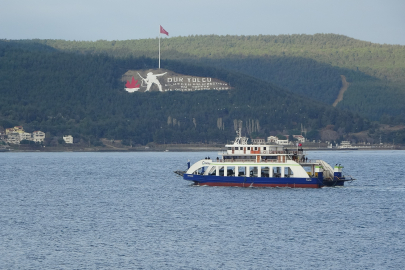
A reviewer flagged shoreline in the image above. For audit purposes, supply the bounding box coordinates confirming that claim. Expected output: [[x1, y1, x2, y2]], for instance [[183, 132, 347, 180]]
[[1, 145, 402, 153]]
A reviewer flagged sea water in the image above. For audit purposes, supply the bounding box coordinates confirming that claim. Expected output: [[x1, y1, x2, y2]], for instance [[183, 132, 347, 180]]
[[1, 150, 404, 269]]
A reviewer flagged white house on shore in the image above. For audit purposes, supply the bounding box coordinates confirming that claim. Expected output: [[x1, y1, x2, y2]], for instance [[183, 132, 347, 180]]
[[20, 132, 32, 141], [5, 126, 24, 135], [267, 136, 278, 143], [293, 135, 306, 143], [267, 135, 306, 145], [267, 135, 290, 145], [2, 126, 46, 144], [7, 133, 21, 144], [276, 139, 290, 145], [63, 135, 73, 144], [32, 131, 45, 143], [251, 138, 266, 145]]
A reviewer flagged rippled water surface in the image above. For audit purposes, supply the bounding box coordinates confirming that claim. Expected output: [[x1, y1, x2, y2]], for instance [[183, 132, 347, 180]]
[[1, 150, 404, 269]]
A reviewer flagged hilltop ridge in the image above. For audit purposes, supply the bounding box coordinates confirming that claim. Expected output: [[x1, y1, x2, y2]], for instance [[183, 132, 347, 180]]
[[0, 41, 377, 145], [7, 34, 405, 122], [1, 36, 405, 145]]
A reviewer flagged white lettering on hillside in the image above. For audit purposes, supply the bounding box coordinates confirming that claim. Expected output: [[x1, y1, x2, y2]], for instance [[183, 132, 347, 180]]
[[125, 70, 231, 93], [163, 77, 227, 91]]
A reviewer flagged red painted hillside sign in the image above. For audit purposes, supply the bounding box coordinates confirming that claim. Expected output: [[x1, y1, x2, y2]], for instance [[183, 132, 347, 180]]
[[122, 69, 231, 92]]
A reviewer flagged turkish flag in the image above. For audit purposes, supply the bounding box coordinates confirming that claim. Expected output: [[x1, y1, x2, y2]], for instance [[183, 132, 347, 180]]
[[160, 25, 169, 36]]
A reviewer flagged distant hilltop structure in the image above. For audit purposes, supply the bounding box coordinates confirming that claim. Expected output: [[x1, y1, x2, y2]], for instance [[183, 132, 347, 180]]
[[122, 69, 232, 93]]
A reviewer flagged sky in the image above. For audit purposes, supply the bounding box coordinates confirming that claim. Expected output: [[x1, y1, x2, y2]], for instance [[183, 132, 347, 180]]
[[1, 0, 405, 45]]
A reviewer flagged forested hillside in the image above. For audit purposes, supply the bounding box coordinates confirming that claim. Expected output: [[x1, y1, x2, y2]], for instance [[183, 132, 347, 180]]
[[0, 41, 375, 145], [17, 34, 405, 122]]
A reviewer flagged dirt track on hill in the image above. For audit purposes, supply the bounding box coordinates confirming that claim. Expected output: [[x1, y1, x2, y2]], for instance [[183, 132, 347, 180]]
[[333, 75, 349, 107]]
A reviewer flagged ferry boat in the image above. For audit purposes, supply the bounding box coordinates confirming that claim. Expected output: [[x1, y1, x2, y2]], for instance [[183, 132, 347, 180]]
[[338, 141, 358, 150], [175, 130, 355, 188]]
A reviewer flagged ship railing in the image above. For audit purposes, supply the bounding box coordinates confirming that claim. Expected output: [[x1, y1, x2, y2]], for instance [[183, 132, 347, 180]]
[[259, 159, 288, 163], [218, 150, 294, 156], [297, 159, 318, 164], [218, 159, 302, 163], [217, 159, 255, 162]]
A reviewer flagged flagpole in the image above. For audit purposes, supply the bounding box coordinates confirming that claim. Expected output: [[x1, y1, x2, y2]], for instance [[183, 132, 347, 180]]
[[159, 25, 161, 69]]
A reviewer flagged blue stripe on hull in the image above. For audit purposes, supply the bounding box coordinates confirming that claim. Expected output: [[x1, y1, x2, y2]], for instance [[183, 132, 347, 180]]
[[183, 174, 322, 188]]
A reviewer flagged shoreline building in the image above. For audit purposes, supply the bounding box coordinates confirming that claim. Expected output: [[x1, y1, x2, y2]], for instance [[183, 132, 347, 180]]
[[32, 131, 46, 143], [63, 135, 73, 144]]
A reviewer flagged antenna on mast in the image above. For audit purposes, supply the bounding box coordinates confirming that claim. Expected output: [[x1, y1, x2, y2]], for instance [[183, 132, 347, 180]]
[[234, 128, 248, 145]]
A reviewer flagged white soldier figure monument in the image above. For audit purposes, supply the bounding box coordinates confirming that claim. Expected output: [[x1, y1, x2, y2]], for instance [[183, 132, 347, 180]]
[[138, 72, 167, 92]]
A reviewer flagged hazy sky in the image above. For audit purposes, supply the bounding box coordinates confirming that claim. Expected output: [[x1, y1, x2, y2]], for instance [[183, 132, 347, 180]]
[[1, 0, 405, 45]]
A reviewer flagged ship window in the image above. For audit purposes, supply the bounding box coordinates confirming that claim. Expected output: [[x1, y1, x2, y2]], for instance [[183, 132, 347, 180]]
[[263, 147, 267, 150], [273, 167, 282, 178], [254, 147, 258, 151], [263, 155, 277, 160], [284, 167, 293, 178], [247, 147, 250, 150], [249, 166, 258, 177], [197, 166, 209, 175], [303, 166, 313, 177], [227, 166, 235, 176], [238, 166, 247, 177], [218, 166, 225, 176], [261, 166, 270, 177], [235, 147, 239, 150]]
